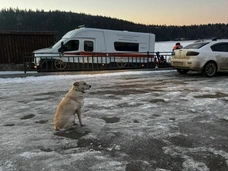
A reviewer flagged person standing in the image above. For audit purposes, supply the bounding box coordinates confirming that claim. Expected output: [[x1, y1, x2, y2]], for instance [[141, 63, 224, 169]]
[[173, 42, 183, 51]]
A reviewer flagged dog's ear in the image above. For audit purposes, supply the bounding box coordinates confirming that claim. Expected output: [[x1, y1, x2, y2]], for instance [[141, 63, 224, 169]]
[[73, 82, 79, 86]]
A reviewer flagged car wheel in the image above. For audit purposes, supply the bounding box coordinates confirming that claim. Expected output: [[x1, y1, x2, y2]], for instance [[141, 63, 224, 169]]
[[176, 69, 189, 74], [203, 62, 217, 77]]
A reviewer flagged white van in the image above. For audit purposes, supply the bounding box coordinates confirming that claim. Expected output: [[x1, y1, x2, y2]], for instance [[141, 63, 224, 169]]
[[33, 27, 155, 70]]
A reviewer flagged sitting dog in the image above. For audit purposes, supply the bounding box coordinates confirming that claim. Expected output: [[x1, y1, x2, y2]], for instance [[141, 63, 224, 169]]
[[53, 81, 91, 130]]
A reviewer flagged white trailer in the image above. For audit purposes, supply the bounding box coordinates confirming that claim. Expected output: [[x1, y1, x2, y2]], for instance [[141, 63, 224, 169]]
[[33, 27, 155, 70]]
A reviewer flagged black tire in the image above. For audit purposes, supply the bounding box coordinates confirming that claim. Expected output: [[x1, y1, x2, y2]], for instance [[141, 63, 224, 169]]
[[39, 59, 55, 72], [176, 69, 189, 74], [203, 62, 217, 77]]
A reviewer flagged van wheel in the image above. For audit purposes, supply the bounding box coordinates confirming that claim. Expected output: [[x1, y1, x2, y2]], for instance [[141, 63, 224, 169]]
[[116, 62, 127, 68], [54, 59, 67, 70], [203, 61, 217, 77], [39, 60, 54, 72], [176, 69, 189, 74]]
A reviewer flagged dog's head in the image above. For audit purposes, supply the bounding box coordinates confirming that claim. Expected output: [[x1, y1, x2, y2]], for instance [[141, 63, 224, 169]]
[[73, 81, 91, 93]]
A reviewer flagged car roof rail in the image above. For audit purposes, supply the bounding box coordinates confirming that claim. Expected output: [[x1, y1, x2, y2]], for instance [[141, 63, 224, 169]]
[[194, 39, 204, 43]]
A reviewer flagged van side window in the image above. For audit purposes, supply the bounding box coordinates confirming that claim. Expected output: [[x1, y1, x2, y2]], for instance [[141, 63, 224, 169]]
[[211, 43, 228, 52], [84, 41, 94, 52], [63, 40, 79, 51], [114, 42, 139, 52]]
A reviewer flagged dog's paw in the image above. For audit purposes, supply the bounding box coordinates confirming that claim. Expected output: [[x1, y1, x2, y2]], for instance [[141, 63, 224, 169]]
[[72, 121, 77, 126], [54, 126, 60, 131]]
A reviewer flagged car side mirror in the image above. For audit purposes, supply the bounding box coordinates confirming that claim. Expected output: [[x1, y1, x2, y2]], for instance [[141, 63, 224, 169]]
[[60, 42, 65, 53]]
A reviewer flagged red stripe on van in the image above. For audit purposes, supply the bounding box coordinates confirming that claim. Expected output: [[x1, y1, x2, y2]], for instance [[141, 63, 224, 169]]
[[63, 51, 154, 58]]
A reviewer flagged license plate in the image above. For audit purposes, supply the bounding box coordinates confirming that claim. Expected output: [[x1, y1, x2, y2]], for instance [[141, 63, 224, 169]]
[[173, 62, 183, 66]]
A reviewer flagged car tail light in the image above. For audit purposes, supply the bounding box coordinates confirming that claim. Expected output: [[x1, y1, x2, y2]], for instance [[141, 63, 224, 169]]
[[186, 51, 199, 56]]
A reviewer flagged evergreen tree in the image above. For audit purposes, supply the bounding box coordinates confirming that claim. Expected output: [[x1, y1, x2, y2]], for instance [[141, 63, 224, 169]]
[[0, 8, 227, 41]]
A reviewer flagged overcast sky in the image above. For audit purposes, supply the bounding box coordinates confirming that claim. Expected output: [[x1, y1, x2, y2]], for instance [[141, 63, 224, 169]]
[[0, 0, 227, 26]]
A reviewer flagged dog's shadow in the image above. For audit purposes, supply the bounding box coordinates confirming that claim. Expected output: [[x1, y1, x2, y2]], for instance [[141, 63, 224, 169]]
[[53, 126, 90, 140]]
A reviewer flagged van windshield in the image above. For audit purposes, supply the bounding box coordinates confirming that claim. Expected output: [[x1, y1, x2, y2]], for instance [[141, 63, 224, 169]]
[[52, 39, 67, 49]]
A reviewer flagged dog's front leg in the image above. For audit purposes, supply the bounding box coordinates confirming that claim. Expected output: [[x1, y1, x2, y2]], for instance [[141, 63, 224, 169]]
[[72, 114, 77, 125], [77, 109, 84, 126]]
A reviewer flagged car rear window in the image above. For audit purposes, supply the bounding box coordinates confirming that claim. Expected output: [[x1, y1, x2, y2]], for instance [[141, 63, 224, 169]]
[[211, 43, 228, 52], [183, 42, 209, 49]]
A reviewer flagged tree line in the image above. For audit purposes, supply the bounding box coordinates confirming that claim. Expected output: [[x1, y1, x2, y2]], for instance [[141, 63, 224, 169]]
[[0, 8, 227, 41]]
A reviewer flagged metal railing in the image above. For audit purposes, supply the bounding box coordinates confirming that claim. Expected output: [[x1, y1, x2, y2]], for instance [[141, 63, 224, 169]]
[[23, 52, 173, 73]]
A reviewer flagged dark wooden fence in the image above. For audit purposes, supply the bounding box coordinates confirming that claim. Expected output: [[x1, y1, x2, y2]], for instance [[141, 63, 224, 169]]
[[0, 31, 55, 64]]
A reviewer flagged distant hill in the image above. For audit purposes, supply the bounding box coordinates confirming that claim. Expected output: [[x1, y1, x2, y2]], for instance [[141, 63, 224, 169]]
[[0, 8, 228, 41]]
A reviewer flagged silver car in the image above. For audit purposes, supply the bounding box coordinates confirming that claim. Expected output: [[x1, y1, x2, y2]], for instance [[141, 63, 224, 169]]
[[171, 39, 228, 77]]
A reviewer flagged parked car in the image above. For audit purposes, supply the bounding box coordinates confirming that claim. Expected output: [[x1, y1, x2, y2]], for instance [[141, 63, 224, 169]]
[[171, 39, 228, 77]]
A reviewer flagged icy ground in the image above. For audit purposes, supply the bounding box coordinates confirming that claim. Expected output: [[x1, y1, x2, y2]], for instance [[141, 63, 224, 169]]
[[1, 70, 228, 171]]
